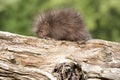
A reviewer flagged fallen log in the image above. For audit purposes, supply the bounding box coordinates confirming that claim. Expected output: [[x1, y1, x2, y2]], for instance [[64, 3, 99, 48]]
[[0, 31, 120, 80]]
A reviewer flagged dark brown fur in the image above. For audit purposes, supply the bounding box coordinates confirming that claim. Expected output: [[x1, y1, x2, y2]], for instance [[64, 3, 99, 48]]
[[33, 8, 91, 41]]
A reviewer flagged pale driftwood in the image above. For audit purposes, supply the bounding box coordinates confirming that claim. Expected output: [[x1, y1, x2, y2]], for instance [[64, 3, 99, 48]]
[[0, 31, 120, 80]]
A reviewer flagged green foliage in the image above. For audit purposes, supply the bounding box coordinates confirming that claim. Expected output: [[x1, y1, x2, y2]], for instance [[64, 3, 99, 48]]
[[0, 0, 120, 42]]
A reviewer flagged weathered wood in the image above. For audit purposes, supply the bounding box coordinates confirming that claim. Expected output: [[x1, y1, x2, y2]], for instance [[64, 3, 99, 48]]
[[0, 31, 120, 80]]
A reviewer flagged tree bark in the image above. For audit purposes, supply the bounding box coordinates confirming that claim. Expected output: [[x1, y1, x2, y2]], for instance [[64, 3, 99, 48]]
[[0, 31, 120, 80]]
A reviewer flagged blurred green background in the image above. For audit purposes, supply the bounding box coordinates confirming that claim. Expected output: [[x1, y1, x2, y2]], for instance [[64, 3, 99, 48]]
[[0, 0, 120, 42]]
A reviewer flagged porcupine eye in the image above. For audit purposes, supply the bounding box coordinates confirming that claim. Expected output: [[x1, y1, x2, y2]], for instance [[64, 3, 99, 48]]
[[40, 30, 43, 33]]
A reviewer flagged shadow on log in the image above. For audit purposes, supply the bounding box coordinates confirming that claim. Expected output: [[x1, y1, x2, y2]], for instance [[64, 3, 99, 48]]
[[0, 31, 120, 80]]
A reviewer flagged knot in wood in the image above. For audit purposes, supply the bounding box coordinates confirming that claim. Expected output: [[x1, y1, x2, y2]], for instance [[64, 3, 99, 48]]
[[52, 62, 84, 80]]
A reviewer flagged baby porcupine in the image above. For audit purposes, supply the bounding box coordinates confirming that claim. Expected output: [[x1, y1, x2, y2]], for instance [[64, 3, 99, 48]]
[[33, 8, 91, 42]]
